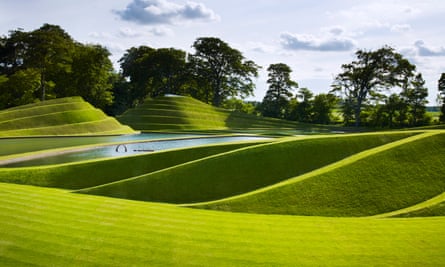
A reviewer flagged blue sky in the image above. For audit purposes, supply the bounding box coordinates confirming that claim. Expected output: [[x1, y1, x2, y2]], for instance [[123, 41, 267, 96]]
[[1, 0, 444, 103]]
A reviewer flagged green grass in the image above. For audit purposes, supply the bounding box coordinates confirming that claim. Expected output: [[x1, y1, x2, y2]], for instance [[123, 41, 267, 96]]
[[1, 130, 445, 265], [118, 96, 332, 132], [395, 201, 445, 217], [78, 132, 416, 204], [0, 141, 266, 189], [193, 132, 445, 217], [0, 97, 136, 136], [1, 182, 444, 266]]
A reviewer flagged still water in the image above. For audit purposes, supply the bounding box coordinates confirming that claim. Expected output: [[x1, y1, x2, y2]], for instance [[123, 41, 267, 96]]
[[3, 135, 268, 167]]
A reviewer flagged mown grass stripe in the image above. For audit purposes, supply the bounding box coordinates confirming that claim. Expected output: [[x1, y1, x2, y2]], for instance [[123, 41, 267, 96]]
[[1, 182, 444, 266]]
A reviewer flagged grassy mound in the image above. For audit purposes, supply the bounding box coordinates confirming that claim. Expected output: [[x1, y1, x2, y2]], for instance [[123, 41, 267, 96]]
[[78, 132, 415, 204], [1, 182, 444, 266], [395, 202, 445, 217], [118, 96, 304, 131], [0, 141, 264, 189], [0, 97, 136, 136], [195, 132, 445, 217]]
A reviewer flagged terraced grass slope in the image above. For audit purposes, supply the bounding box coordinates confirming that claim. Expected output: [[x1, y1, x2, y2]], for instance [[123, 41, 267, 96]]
[[118, 95, 301, 131], [193, 132, 445, 217], [0, 140, 267, 189], [1, 182, 444, 266], [78, 132, 415, 204], [0, 97, 136, 136]]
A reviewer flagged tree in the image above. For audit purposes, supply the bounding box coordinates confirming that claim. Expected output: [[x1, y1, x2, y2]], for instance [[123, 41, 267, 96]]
[[119, 46, 155, 104], [0, 28, 28, 76], [401, 73, 428, 126], [24, 24, 75, 101], [261, 63, 298, 118], [439, 73, 445, 122], [312, 93, 338, 124], [64, 44, 114, 109], [332, 46, 416, 127], [293, 88, 313, 122], [118, 46, 188, 103], [147, 48, 187, 97], [0, 68, 40, 108], [189, 37, 260, 107]]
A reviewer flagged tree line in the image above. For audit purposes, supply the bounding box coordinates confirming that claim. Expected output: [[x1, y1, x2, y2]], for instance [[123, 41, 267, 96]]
[[1, 24, 444, 127]]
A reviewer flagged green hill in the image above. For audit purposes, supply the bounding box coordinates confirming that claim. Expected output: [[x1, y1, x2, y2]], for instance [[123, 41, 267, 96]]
[[118, 95, 312, 131], [192, 132, 445, 217], [0, 97, 136, 136], [0, 130, 444, 265], [0, 182, 444, 266], [77, 132, 415, 204], [0, 140, 267, 189]]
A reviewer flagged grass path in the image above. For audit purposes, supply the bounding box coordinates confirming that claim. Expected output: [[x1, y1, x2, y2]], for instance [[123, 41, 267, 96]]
[[0, 182, 444, 266]]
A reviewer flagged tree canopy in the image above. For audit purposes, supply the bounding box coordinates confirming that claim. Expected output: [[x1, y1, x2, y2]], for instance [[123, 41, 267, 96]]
[[0, 24, 114, 109], [189, 37, 260, 107], [261, 63, 298, 119], [439, 73, 445, 122], [332, 46, 418, 127]]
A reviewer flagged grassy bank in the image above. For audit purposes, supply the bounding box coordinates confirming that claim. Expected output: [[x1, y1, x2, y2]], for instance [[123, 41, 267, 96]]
[[0, 182, 444, 266], [0, 97, 136, 137], [79, 132, 415, 204], [193, 132, 445, 216]]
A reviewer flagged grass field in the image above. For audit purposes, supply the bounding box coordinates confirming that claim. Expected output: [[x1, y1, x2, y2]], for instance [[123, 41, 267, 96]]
[[78, 132, 417, 204], [1, 182, 444, 266], [0, 97, 136, 136], [0, 101, 444, 267], [192, 132, 445, 216], [0, 140, 267, 189]]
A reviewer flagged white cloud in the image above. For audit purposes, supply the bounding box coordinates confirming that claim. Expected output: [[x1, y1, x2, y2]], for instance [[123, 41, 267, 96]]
[[414, 40, 445, 57], [118, 27, 144, 38], [280, 32, 355, 52], [114, 0, 219, 25], [391, 24, 411, 33]]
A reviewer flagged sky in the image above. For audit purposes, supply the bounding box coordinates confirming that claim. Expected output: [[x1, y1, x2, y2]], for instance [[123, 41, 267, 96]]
[[1, 0, 444, 103]]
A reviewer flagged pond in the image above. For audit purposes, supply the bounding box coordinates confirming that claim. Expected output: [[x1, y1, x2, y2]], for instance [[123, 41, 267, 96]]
[[2, 135, 269, 167], [0, 133, 204, 157]]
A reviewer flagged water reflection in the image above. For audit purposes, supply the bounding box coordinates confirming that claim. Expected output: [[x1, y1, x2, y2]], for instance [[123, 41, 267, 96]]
[[4, 136, 268, 167]]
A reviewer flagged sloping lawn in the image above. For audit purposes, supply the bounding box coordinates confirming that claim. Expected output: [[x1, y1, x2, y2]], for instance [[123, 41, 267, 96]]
[[0, 182, 444, 266]]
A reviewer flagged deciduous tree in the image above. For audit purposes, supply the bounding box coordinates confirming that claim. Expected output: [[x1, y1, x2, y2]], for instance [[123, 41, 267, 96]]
[[332, 46, 416, 126], [438, 73, 445, 122], [261, 63, 297, 119], [189, 37, 259, 107]]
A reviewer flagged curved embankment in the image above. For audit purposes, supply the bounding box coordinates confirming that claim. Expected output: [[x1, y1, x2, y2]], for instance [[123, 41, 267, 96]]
[[0, 141, 263, 189], [190, 132, 445, 217], [78, 132, 415, 204], [0, 182, 444, 266], [0, 96, 136, 136], [118, 95, 302, 131], [371, 192, 445, 218]]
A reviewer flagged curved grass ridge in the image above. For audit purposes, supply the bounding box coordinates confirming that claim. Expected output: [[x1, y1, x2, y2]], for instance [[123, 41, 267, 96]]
[[78, 132, 416, 204], [0, 141, 264, 189], [118, 96, 301, 131], [191, 132, 445, 217], [372, 192, 445, 218], [1, 182, 444, 266], [0, 97, 136, 136]]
